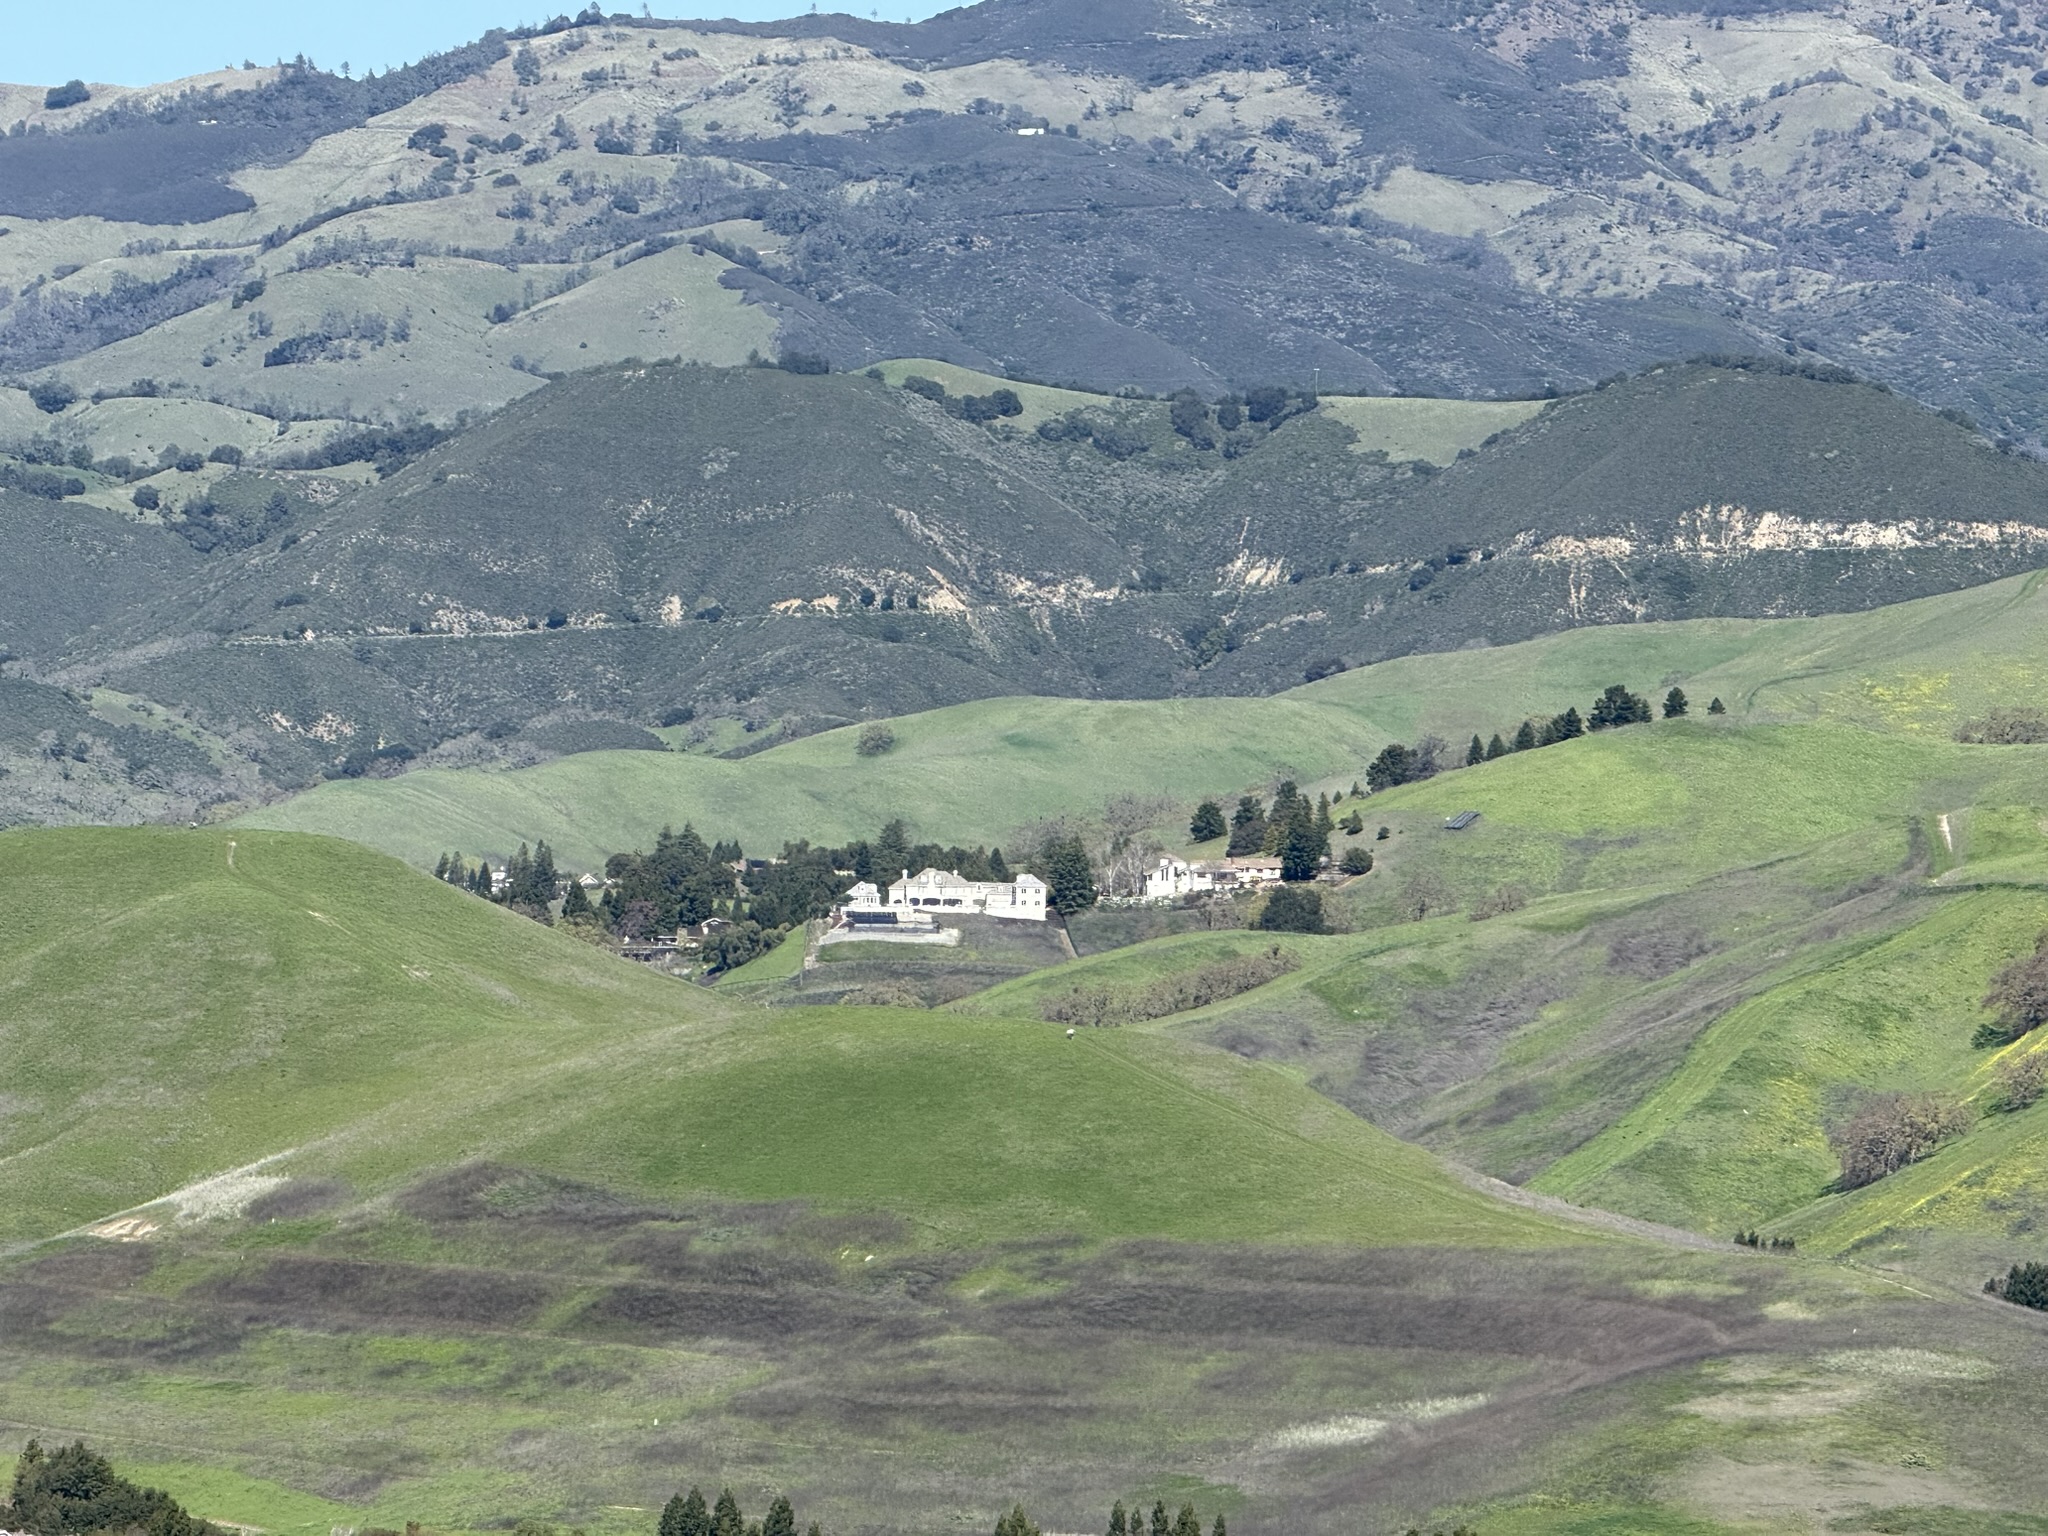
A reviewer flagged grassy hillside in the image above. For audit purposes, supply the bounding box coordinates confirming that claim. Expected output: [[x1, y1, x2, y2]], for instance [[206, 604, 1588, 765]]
[[0, 825, 1544, 1250], [14, 830, 2048, 1536], [240, 569, 2048, 870]]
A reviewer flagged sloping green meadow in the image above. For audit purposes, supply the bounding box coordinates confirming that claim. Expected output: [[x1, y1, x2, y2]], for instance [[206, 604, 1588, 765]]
[[241, 570, 2048, 872]]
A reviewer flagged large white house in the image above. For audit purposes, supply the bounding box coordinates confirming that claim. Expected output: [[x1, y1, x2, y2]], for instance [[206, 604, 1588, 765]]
[[1142, 855, 1285, 902], [842, 867, 1051, 922]]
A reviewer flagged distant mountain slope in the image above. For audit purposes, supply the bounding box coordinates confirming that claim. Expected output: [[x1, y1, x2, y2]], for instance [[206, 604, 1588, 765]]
[[4, 0, 2048, 444], [11, 356, 2048, 821]]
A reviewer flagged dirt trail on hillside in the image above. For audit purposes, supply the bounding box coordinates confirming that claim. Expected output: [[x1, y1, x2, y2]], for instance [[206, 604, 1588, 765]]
[[1444, 1162, 1735, 1252]]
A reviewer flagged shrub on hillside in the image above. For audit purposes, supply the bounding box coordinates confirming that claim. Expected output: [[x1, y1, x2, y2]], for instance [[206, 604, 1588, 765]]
[[28, 380, 77, 414], [1258, 885, 1328, 933], [1041, 945, 1298, 1027], [1991, 1050, 2048, 1112], [1954, 708, 2048, 744], [1829, 1091, 1971, 1190], [1469, 884, 1526, 920], [1338, 846, 1374, 876], [856, 722, 896, 757], [44, 80, 90, 110], [1979, 929, 2048, 1045]]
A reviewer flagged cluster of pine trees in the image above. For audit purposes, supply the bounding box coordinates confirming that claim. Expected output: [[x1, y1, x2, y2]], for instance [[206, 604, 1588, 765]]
[[657, 1487, 816, 1536], [1106, 1499, 1223, 1536], [1188, 780, 1332, 879], [1370, 683, 1726, 791], [434, 840, 559, 912]]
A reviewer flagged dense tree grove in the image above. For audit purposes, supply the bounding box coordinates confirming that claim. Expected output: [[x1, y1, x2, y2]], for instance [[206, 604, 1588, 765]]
[[10, 1441, 222, 1536], [1830, 1092, 1971, 1189], [1988, 1260, 2048, 1310]]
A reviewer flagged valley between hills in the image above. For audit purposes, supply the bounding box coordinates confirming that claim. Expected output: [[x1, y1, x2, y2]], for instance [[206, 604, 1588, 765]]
[[17, 3, 2048, 1536]]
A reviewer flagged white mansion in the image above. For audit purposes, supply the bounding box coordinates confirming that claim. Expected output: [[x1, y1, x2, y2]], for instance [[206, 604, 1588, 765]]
[[1141, 855, 1284, 901], [842, 866, 1051, 922]]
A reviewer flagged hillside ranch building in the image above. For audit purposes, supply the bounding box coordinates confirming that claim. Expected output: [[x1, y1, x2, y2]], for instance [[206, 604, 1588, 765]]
[[842, 867, 1051, 922], [1143, 855, 1284, 901]]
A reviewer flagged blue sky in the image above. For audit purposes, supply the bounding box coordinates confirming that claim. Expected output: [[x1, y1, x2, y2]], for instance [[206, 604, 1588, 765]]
[[13, 1, 953, 87]]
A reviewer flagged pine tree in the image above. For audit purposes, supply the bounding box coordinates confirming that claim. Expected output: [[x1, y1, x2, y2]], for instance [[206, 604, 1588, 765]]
[[561, 879, 591, 920], [874, 818, 913, 878], [1189, 800, 1226, 841], [1512, 720, 1537, 751], [1044, 836, 1098, 915], [1485, 733, 1507, 760], [1171, 1506, 1199, 1536], [995, 1507, 1041, 1536], [989, 846, 1010, 881], [762, 1496, 796, 1536], [1150, 1502, 1169, 1536], [1212, 1518, 1225, 1536], [1663, 687, 1688, 718], [1280, 801, 1328, 881], [433, 852, 449, 880], [1708, 696, 1726, 714], [445, 850, 465, 883], [1226, 796, 1267, 856], [1315, 792, 1333, 833], [662, 1490, 710, 1536], [1466, 734, 1485, 766], [712, 1488, 743, 1536], [532, 838, 558, 901], [1108, 1502, 1128, 1536]]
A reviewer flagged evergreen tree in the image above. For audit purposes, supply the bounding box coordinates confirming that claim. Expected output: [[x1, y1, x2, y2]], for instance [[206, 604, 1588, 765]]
[[532, 838, 558, 899], [1708, 696, 1726, 714], [1171, 1507, 1199, 1536], [1588, 683, 1652, 729], [1226, 796, 1267, 856], [1044, 837, 1098, 915], [561, 879, 592, 920], [662, 1489, 710, 1536], [1466, 734, 1485, 766], [1511, 720, 1537, 752], [1485, 733, 1507, 760], [1108, 1503, 1128, 1536], [1315, 792, 1333, 833], [1366, 742, 1418, 791], [1259, 885, 1329, 933], [1212, 1518, 1225, 1536], [1663, 687, 1689, 718], [471, 860, 493, 896], [995, 1507, 1041, 1536], [1539, 706, 1584, 744], [1262, 780, 1304, 855], [445, 850, 465, 883], [712, 1489, 744, 1536], [1280, 803, 1328, 881], [762, 1496, 796, 1536], [874, 817, 913, 878], [433, 852, 449, 881], [1189, 800, 1226, 842], [1150, 1503, 1169, 1536], [989, 846, 1010, 881]]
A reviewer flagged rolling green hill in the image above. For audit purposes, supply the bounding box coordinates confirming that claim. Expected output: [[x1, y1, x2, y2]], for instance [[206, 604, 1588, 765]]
[[239, 567, 2048, 871], [14, 358, 2048, 829], [11, 827, 2048, 1536], [0, 824, 1533, 1250]]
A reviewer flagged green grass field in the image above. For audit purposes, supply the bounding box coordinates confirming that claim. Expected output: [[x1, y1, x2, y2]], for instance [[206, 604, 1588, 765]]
[[0, 825, 1552, 1252], [239, 569, 2048, 873]]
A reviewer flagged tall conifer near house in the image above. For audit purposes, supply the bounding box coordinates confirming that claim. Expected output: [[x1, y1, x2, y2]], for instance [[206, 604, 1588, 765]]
[[1466, 734, 1485, 766]]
